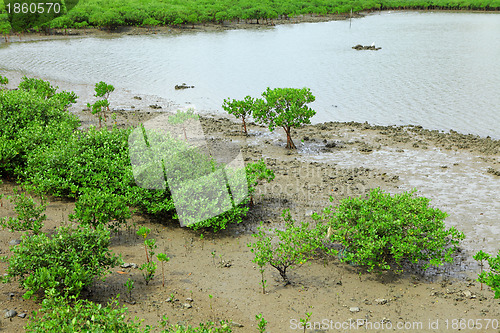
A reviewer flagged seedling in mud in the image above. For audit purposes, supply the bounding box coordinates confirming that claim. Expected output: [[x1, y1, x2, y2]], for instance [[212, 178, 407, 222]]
[[473, 250, 490, 290], [245, 160, 275, 206], [137, 226, 151, 262], [136, 226, 158, 285], [299, 312, 312, 332], [125, 278, 135, 300], [475, 250, 500, 298], [87, 81, 115, 128], [248, 209, 325, 285], [140, 261, 157, 285], [167, 108, 199, 141], [0, 192, 46, 235], [211, 251, 216, 267], [157, 253, 170, 287], [200, 233, 204, 250], [254, 252, 268, 294], [256, 313, 267, 333]]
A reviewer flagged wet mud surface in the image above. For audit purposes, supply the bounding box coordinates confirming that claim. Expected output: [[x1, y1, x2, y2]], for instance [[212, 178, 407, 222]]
[[0, 94, 499, 332]]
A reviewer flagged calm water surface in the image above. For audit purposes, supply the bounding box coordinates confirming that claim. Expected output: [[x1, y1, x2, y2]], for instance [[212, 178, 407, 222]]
[[0, 11, 499, 137]]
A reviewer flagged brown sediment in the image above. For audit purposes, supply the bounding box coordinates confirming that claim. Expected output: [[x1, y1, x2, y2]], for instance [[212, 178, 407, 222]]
[[1, 96, 498, 331]]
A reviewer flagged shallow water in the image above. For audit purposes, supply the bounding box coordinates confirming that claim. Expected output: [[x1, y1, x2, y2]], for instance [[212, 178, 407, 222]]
[[1, 11, 499, 138]]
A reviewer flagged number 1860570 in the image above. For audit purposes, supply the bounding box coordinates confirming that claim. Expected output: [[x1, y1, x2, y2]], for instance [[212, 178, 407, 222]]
[[5, 2, 61, 14]]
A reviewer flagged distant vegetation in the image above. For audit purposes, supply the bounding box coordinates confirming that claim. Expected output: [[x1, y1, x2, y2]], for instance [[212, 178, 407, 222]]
[[1, 0, 499, 33]]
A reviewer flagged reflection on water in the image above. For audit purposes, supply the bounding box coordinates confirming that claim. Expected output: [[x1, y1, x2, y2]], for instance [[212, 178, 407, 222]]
[[0, 12, 499, 138]]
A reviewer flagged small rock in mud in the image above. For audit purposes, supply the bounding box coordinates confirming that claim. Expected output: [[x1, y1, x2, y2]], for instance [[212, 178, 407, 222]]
[[325, 141, 337, 148], [121, 263, 138, 269], [375, 298, 388, 305], [231, 322, 244, 327], [186, 297, 193, 302], [183, 303, 192, 309], [9, 239, 21, 246], [461, 290, 474, 299], [133, 96, 142, 100], [358, 144, 374, 153], [149, 104, 162, 109], [349, 307, 360, 313], [487, 167, 500, 176], [18, 313, 27, 318], [5, 310, 17, 318]]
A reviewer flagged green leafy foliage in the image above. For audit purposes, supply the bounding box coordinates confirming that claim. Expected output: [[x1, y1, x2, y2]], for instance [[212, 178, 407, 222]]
[[9, 0, 499, 32], [253, 87, 316, 149], [157, 253, 170, 287], [167, 108, 199, 140], [140, 261, 157, 285], [222, 95, 256, 134], [0, 75, 8, 86], [474, 250, 500, 298], [4, 225, 121, 299], [159, 320, 232, 333], [3, 78, 273, 233], [0, 192, 46, 234], [125, 278, 135, 300], [256, 313, 267, 333], [249, 209, 325, 284], [245, 159, 275, 205], [24, 126, 133, 197], [25, 296, 145, 333], [136, 226, 157, 285], [0, 10, 12, 41], [0, 76, 79, 177], [315, 188, 465, 272], [87, 81, 115, 128], [70, 189, 131, 231]]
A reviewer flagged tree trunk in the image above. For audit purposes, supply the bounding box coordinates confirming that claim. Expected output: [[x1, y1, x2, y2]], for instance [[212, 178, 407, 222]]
[[284, 126, 296, 149], [278, 266, 290, 285], [242, 117, 247, 135]]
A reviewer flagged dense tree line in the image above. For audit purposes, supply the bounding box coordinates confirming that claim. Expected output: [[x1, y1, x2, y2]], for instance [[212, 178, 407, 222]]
[[0, 0, 499, 33]]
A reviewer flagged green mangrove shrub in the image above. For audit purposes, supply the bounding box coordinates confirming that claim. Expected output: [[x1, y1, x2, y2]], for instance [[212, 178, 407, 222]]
[[167, 108, 199, 140], [70, 189, 131, 231], [245, 159, 275, 205], [0, 192, 46, 234], [314, 188, 465, 272], [0, 77, 79, 177], [87, 81, 115, 128], [25, 296, 145, 333], [3, 225, 121, 300], [253, 87, 316, 149], [222, 95, 256, 135], [249, 209, 325, 285], [474, 250, 500, 298], [0, 75, 8, 87]]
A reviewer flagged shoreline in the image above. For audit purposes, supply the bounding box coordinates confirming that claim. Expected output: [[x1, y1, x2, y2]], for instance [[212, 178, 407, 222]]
[[2, 9, 499, 44]]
